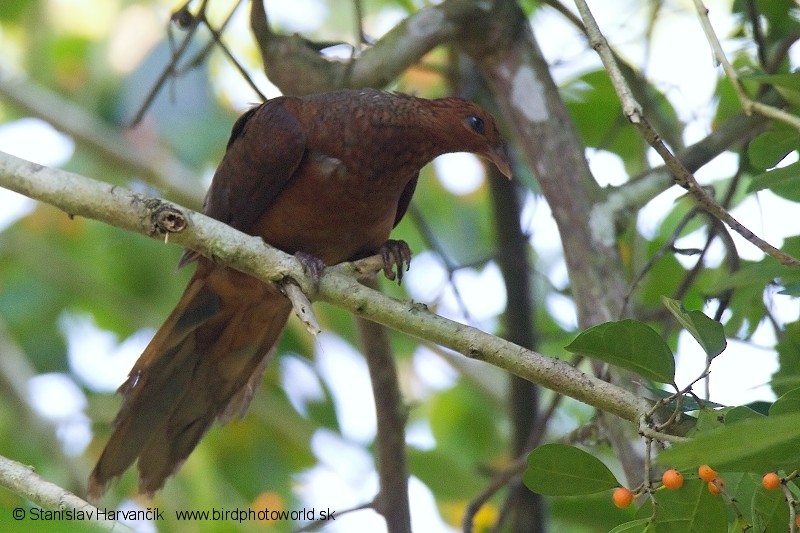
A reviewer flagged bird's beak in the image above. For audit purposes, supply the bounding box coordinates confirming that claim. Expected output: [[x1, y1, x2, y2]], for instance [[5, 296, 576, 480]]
[[485, 144, 512, 179]]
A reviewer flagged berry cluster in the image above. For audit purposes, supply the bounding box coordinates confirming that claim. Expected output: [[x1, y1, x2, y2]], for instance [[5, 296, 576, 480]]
[[697, 464, 723, 495], [612, 465, 788, 509]]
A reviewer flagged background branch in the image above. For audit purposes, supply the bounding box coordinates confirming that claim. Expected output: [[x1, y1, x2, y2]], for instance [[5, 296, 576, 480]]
[[355, 306, 411, 533], [481, 92, 542, 530], [692, 0, 800, 130], [249, 0, 508, 94], [0, 75, 203, 208], [0, 321, 88, 491], [574, 0, 800, 268], [593, 88, 775, 226], [0, 454, 132, 532]]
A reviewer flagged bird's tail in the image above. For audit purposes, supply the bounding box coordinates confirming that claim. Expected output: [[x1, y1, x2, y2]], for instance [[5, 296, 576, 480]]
[[88, 260, 292, 498]]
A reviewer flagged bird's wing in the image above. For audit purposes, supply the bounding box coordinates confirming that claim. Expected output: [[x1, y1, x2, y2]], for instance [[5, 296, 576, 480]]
[[180, 99, 306, 266]]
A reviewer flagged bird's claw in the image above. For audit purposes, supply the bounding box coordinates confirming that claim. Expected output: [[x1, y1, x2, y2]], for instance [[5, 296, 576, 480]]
[[294, 251, 325, 290], [379, 239, 412, 284]]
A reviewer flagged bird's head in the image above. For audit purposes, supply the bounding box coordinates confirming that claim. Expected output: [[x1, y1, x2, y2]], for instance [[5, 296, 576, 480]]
[[438, 98, 512, 179]]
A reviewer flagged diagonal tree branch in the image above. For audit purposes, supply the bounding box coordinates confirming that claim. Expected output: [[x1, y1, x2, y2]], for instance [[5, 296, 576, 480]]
[[0, 150, 651, 426]]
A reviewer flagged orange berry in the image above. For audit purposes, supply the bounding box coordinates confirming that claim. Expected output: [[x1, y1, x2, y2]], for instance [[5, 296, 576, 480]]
[[762, 472, 781, 491], [698, 465, 717, 482], [796, 515, 800, 528], [612, 487, 634, 509], [662, 469, 684, 490], [707, 478, 724, 495]]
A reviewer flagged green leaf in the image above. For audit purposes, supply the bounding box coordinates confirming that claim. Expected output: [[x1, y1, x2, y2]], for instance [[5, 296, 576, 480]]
[[564, 70, 672, 175], [773, 322, 800, 397], [661, 297, 727, 359], [407, 448, 485, 499], [769, 387, 800, 416], [644, 479, 727, 533], [658, 412, 800, 472], [752, 477, 790, 533], [638, 244, 698, 308], [562, 74, 624, 138], [693, 407, 725, 433], [564, 319, 675, 383], [778, 281, 800, 296], [724, 405, 766, 424], [748, 160, 800, 202], [747, 129, 800, 170], [522, 444, 619, 496], [0, 0, 31, 22], [609, 518, 652, 533], [746, 73, 800, 107]]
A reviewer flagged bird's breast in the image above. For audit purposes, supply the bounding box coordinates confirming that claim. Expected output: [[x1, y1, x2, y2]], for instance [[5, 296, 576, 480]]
[[250, 150, 413, 265]]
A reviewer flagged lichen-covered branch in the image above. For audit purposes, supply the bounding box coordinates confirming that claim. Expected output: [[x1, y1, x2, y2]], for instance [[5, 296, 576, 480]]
[[0, 149, 651, 425]]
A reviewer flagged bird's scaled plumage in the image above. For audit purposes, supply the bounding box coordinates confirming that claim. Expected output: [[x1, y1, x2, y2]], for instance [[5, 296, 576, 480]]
[[88, 88, 510, 499]]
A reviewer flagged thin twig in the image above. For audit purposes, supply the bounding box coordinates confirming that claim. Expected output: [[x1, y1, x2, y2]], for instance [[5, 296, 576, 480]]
[[638, 426, 690, 444], [353, 0, 369, 45], [572, 0, 643, 123], [279, 281, 321, 336], [131, 0, 210, 126], [780, 480, 798, 533], [640, 115, 800, 266], [541, 0, 583, 29], [462, 456, 526, 533], [643, 436, 653, 491], [766, 30, 800, 73], [622, 205, 704, 316], [198, 1, 267, 101], [182, 0, 242, 70], [138, 0, 264, 121], [745, 0, 768, 67], [407, 205, 479, 323]]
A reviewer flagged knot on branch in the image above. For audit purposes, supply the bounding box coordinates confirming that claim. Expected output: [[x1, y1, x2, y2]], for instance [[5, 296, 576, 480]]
[[145, 199, 186, 236]]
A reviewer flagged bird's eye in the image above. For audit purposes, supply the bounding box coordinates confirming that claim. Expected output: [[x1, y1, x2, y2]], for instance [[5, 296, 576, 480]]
[[466, 115, 485, 134]]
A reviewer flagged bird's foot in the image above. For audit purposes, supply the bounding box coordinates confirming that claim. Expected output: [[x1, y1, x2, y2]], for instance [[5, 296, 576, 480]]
[[379, 239, 412, 284], [294, 251, 326, 290]]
